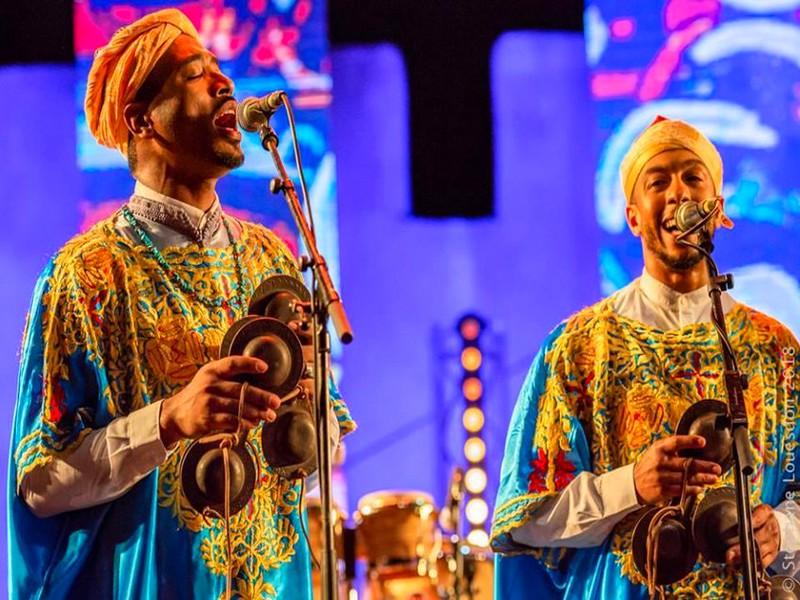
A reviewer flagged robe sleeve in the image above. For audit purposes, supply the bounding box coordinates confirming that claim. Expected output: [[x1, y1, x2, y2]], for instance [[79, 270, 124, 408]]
[[329, 376, 356, 438], [490, 322, 594, 568], [12, 254, 111, 492]]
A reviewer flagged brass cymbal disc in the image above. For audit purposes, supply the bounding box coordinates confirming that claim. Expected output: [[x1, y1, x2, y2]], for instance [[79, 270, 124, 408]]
[[220, 315, 304, 397], [180, 438, 257, 517], [631, 506, 698, 586]]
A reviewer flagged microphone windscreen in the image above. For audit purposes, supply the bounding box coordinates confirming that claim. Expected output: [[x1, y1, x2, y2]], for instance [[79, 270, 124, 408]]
[[236, 98, 260, 132], [675, 201, 702, 232]]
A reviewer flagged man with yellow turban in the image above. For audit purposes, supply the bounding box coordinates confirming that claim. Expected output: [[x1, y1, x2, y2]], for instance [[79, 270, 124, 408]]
[[490, 117, 800, 598], [8, 8, 354, 599]]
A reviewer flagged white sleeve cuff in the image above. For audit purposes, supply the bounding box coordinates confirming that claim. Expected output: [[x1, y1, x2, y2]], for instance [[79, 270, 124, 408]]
[[595, 463, 641, 516], [510, 464, 642, 549], [771, 501, 800, 576], [775, 500, 800, 554], [21, 401, 171, 518], [118, 400, 169, 467]]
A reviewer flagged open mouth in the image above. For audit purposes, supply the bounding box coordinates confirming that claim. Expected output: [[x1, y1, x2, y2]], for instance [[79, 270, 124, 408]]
[[662, 217, 678, 234], [213, 107, 241, 139]]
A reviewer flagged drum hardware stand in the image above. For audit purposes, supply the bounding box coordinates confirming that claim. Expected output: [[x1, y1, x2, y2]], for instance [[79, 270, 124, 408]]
[[255, 94, 354, 600], [442, 467, 470, 600], [343, 526, 358, 600], [677, 214, 759, 600]]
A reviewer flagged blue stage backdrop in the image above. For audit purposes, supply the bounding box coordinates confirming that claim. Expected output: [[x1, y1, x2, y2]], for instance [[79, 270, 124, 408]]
[[586, 0, 800, 334], [331, 33, 598, 522]]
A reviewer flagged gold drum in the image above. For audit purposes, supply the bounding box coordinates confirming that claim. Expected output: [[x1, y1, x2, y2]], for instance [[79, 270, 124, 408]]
[[354, 490, 440, 568]]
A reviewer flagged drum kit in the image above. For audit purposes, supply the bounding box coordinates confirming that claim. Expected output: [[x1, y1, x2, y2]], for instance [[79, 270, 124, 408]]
[[306, 491, 494, 600]]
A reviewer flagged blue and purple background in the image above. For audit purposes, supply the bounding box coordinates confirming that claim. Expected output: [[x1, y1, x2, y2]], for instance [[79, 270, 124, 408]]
[[2, 0, 799, 591]]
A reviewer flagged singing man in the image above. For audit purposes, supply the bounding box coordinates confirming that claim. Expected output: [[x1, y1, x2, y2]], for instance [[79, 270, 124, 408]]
[[8, 9, 354, 598], [490, 117, 800, 598]]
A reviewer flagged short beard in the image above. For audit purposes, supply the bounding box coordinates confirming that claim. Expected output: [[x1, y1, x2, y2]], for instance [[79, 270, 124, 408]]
[[214, 147, 245, 170], [642, 226, 704, 271]]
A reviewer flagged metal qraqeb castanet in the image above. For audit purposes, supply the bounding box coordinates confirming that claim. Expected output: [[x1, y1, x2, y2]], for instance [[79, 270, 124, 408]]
[[179, 273, 318, 520]]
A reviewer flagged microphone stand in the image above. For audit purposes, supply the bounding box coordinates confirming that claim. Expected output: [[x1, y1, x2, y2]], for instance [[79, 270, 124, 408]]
[[678, 225, 759, 599], [256, 103, 354, 600]]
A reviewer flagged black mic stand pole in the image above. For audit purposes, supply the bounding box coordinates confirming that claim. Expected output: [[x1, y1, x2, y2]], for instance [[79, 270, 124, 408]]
[[695, 230, 760, 600], [257, 115, 354, 600]]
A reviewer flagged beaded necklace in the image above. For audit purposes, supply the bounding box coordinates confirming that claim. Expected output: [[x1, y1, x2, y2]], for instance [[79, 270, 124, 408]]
[[121, 205, 248, 316]]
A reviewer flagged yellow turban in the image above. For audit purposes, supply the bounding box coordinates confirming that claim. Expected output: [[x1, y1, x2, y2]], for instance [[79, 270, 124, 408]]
[[619, 116, 723, 204], [84, 8, 201, 155]]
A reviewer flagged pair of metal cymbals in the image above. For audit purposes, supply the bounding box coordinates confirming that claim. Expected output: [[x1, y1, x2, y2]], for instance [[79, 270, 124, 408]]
[[632, 399, 733, 585], [180, 275, 314, 518], [633, 484, 743, 583], [688, 487, 799, 599], [632, 400, 800, 597]]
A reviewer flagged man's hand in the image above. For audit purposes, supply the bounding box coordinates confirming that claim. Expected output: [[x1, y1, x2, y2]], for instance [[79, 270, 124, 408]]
[[159, 356, 281, 448], [725, 504, 782, 569], [633, 435, 721, 505]]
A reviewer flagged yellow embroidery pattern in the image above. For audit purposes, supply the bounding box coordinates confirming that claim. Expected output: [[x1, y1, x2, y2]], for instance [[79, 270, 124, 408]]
[[15, 215, 336, 598], [158, 430, 303, 596], [491, 296, 798, 596]]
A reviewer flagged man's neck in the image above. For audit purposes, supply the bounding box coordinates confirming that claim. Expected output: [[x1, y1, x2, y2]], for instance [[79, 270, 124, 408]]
[[643, 257, 709, 294], [134, 171, 219, 212]]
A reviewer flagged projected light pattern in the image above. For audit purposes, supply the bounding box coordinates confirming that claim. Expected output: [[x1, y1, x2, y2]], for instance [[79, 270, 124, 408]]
[[73, 0, 340, 288], [586, 1, 800, 334]]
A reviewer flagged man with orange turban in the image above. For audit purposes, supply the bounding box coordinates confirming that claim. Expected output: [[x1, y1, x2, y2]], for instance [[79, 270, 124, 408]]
[[490, 117, 800, 598], [9, 8, 354, 599]]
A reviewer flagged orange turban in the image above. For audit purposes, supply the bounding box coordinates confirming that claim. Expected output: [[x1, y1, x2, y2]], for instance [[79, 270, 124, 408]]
[[84, 8, 201, 155]]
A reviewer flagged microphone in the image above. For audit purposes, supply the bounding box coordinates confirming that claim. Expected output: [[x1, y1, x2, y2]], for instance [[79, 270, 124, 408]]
[[675, 197, 720, 233], [236, 91, 286, 132]]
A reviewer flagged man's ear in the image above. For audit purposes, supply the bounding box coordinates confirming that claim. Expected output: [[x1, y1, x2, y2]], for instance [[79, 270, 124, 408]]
[[714, 195, 735, 230], [625, 202, 641, 237], [123, 102, 153, 139]]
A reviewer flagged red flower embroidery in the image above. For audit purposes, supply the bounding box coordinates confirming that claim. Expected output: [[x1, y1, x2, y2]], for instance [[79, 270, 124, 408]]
[[554, 451, 578, 489], [44, 377, 66, 425], [528, 448, 577, 493], [672, 351, 716, 397]]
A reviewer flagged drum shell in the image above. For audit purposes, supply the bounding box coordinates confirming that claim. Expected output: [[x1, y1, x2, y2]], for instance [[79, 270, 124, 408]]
[[354, 491, 439, 567]]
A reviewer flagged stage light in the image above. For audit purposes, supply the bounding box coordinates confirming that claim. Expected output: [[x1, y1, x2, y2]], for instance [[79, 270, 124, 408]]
[[462, 376, 482, 401], [456, 313, 491, 549], [458, 316, 482, 341], [466, 528, 489, 548], [465, 497, 489, 525], [464, 467, 487, 494], [460, 347, 482, 371], [462, 407, 484, 432], [464, 437, 486, 463]]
